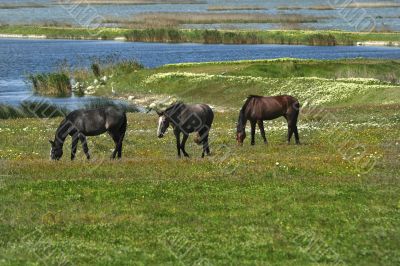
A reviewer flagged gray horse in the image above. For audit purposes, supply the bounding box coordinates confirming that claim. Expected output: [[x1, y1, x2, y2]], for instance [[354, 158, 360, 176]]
[[49, 106, 127, 160], [157, 102, 214, 158]]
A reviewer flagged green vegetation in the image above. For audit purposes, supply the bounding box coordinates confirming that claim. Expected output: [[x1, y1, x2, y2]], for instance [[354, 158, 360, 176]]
[[87, 58, 400, 106], [66, 0, 206, 4], [28, 72, 72, 97], [0, 3, 47, 9], [0, 101, 68, 119], [1, 58, 399, 264], [116, 12, 321, 27], [1, 25, 399, 45], [207, 5, 268, 11]]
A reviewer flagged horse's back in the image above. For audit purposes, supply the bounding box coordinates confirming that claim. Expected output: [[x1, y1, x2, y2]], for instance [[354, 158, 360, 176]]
[[66, 106, 126, 135], [189, 104, 214, 125]]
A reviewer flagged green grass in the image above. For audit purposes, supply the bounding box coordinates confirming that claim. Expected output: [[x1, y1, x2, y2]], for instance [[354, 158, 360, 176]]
[[88, 58, 400, 108], [29, 72, 72, 97], [1, 25, 399, 45], [0, 58, 399, 264]]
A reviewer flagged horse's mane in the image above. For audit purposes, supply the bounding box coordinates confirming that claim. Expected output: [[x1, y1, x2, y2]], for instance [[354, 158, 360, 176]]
[[164, 101, 184, 114], [240, 95, 261, 113], [237, 95, 261, 132]]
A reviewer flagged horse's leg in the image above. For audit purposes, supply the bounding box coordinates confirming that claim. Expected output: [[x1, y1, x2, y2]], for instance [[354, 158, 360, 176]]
[[287, 124, 294, 144], [117, 134, 124, 159], [109, 131, 119, 159], [71, 133, 79, 160], [286, 111, 300, 145], [117, 117, 127, 158], [197, 128, 210, 158], [181, 133, 189, 157], [203, 134, 210, 157], [174, 129, 181, 157], [250, 120, 256, 145], [257, 120, 267, 144], [294, 126, 300, 145], [79, 134, 90, 160]]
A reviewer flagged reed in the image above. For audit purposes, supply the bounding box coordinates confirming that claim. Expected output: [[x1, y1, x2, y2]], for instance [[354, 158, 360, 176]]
[[64, 0, 206, 5], [207, 5, 268, 11], [1, 25, 399, 46], [0, 101, 68, 119], [0, 3, 47, 9], [278, 5, 335, 10], [28, 72, 72, 97], [344, 2, 400, 8], [130, 12, 322, 25]]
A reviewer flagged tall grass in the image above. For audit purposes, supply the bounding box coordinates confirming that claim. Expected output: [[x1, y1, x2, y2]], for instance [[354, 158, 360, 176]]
[[83, 98, 140, 113], [1, 25, 399, 45], [277, 5, 335, 10], [120, 12, 322, 26], [0, 101, 68, 119], [0, 3, 47, 9], [64, 0, 205, 4], [207, 5, 268, 11], [0, 99, 140, 119], [28, 73, 72, 97]]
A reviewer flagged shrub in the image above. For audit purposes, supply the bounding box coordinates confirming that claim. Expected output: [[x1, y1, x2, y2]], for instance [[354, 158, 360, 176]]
[[91, 63, 101, 78], [28, 72, 72, 97]]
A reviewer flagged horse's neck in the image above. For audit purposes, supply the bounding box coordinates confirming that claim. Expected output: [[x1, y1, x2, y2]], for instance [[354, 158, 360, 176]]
[[167, 104, 184, 126], [54, 120, 70, 147], [237, 110, 247, 132]]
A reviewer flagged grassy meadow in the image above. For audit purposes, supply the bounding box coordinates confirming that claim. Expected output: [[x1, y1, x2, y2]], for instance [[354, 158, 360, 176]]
[[0, 59, 399, 265]]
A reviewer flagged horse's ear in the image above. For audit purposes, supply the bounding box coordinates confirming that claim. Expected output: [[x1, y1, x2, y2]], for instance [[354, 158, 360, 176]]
[[49, 140, 55, 146]]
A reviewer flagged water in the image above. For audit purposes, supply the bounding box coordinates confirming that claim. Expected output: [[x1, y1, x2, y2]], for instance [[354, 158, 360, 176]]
[[0, 0, 399, 31], [0, 38, 400, 107]]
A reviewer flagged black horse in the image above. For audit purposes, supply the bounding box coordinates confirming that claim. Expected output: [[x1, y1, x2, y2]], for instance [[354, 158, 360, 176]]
[[157, 102, 214, 158], [237, 95, 300, 145], [49, 106, 127, 160]]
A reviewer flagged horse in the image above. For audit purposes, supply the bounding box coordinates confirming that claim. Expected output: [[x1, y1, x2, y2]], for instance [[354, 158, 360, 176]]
[[236, 95, 300, 145], [157, 102, 214, 158], [49, 106, 127, 160]]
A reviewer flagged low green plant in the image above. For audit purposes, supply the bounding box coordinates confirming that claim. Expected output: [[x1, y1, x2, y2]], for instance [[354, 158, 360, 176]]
[[28, 72, 72, 97]]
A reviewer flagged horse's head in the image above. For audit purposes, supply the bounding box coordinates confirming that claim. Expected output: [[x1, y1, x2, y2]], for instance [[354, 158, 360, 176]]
[[49, 140, 63, 160], [236, 130, 246, 145], [157, 111, 170, 138]]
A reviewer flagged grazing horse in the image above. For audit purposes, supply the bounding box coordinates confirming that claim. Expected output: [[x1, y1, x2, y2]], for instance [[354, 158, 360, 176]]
[[157, 102, 214, 158], [236, 95, 300, 145], [49, 106, 127, 160]]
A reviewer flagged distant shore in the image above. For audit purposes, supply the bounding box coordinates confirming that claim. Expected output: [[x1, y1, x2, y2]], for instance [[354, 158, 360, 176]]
[[0, 26, 399, 46]]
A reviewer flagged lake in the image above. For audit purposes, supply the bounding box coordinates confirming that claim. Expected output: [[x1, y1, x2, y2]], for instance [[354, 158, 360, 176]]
[[1, 38, 400, 107]]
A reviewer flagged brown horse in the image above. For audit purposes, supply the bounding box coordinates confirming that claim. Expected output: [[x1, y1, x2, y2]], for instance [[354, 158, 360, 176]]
[[236, 95, 300, 145]]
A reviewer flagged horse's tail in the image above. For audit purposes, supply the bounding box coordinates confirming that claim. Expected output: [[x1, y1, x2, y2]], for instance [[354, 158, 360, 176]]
[[294, 100, 300, 111]]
